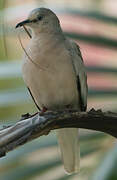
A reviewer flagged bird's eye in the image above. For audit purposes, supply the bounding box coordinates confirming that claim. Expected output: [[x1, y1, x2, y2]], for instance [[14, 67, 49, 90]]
[[37, 16, 43, 21]]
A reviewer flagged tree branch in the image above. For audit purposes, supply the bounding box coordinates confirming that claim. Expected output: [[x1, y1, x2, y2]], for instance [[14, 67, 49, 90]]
[[0, 108, 117, 158]]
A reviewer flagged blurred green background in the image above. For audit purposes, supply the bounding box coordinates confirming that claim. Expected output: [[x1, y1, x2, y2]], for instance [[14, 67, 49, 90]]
[[0, 0, 117, 179]]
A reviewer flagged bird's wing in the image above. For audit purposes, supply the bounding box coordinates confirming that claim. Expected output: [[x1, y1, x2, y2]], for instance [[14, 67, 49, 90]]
[[27, 87, 41, 111], [69, 41, 88, 111], [57, 41, 87, 174]]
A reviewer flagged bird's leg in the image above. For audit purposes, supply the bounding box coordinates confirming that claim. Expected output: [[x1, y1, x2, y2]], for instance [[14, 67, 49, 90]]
[[66, 104, 71, 109], [65, 104, 73, 112], [39, 106, 48, 116], [65, 104, 77, 113], [20, 107, 48, 121]]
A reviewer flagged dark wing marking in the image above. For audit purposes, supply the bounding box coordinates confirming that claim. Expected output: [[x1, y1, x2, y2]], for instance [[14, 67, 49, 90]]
[[75, 44, 87, 111], [77, 75, 87, 111], [27, 87, 41, 111]]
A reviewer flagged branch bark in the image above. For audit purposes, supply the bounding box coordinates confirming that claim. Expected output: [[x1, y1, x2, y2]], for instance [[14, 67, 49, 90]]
[[0, 108, 117, 158]]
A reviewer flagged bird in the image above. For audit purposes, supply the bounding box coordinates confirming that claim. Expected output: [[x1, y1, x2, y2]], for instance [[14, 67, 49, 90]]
[[16, 7, 88, 174]]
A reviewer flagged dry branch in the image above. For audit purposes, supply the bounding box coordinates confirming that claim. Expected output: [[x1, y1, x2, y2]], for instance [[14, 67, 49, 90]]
[[0, 108, 117, 158]]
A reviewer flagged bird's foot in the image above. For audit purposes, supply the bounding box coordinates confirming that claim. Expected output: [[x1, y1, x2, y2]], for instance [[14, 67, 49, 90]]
[[64, 105, 77, 113], [39, 106, 48, 116], [65, 104, 73, 112]]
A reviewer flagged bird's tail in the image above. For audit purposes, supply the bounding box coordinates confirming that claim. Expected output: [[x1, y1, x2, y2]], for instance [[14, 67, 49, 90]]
[[56, 128, 80, 174]]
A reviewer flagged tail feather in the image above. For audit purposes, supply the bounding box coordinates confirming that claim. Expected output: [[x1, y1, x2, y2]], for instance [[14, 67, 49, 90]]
[[56, 128, 80, 174]]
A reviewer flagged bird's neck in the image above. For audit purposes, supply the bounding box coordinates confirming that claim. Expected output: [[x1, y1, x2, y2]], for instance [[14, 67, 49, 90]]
[[31, 31, 65, 49], [32, 27, 63, 38], [27, 31, 66, 66]]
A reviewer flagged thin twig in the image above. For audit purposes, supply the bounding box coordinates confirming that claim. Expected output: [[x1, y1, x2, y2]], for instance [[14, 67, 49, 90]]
[[23, 25, 32, 38]]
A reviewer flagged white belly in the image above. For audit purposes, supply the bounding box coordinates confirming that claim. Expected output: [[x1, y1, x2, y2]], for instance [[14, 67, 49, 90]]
[[22, 58, 79, 110]]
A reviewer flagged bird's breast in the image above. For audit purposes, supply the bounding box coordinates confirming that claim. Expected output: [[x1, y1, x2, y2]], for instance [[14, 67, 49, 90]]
[[22, 37, 79, 110]]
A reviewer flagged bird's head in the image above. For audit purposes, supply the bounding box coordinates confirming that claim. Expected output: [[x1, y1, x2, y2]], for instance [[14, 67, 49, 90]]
[[16, 8, 61, 34]]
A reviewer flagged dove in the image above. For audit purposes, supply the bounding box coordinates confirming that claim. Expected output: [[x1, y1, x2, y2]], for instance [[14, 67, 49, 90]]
[[16, 7, 88, 174]]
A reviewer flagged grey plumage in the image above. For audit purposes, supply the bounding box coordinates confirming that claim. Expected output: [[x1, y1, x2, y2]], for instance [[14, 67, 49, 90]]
[[16, 8, 88, 174]]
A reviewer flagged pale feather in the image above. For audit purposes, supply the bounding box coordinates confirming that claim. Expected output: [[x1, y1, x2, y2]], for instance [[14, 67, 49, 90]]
[[21, 8, 87, 174]]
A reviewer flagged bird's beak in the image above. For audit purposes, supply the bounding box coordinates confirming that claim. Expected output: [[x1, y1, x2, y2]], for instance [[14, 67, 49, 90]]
[[15, 19, 31, 28]]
